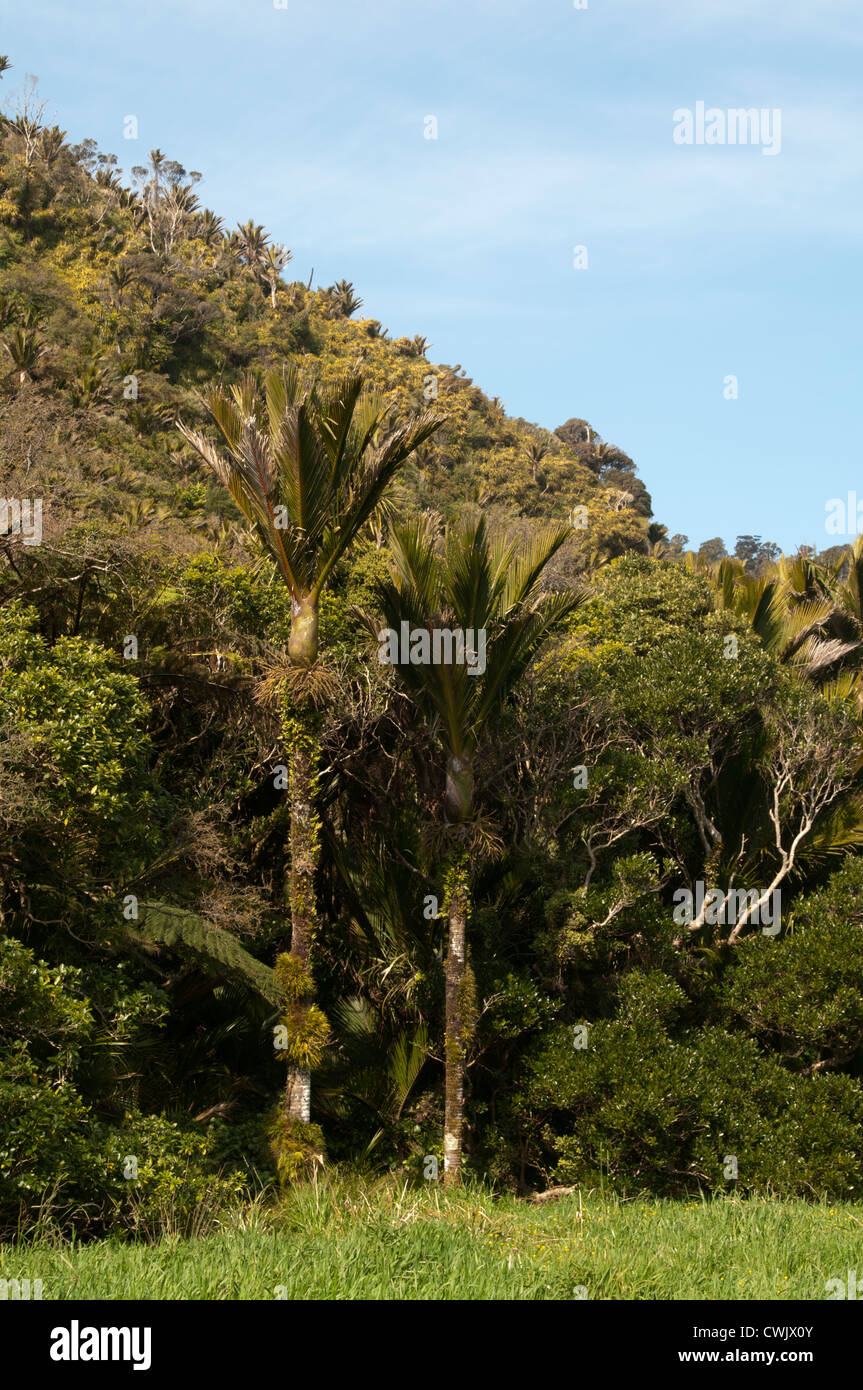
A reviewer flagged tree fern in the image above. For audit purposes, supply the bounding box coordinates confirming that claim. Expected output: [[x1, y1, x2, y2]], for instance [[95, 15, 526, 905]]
[[131, 902, 280, 1006]]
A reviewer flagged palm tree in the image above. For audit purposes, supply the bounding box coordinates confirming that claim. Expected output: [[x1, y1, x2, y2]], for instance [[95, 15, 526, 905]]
[[37, 125, 66, 167], [95, 168, 122, 191], [178, 368, 444, 1153], [371, 513, 580, 1184], [822, 537, 863, 675], [699, 551, 863, 683], [3, 327, 43, 383], [328, 279, 363, 318], [233, 220, 269, 269], [260, 244, 293, 308], [195, 208, 225, 249], [525, 437, 549, 484], [103, 262, 129, 362], [68, 356, 110, 410], [108, 261, 136, 306]]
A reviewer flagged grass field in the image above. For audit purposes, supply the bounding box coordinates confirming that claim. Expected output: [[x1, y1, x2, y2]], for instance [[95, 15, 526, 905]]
[[2, 1181, 861, 1300]]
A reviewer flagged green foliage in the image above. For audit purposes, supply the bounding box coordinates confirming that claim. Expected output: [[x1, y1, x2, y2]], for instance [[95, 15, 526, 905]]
[[0, 602, 156, 827], [0, 934, 92, 1068], [483, 973, 557, 1041], [720, 859, 863, 1071], [178, 552, 289, 636], [177, 365, 445, 616], [266, 1112, 325, 1186], [133, 903, 280, 1005], [373, 512, 580, 777], [274, 952, 315, 1002], [276, 1003, 330, 1070], [0, 1045, 94, 1219], [97, 1111, 250, 1237], [518, 971, 863, 1198], [0, 938, 248, 1235]]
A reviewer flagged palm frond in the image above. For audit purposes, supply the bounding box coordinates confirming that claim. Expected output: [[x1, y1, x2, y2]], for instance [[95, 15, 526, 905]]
[[501, 523, 574, 613], [178, 371, 446, 610]]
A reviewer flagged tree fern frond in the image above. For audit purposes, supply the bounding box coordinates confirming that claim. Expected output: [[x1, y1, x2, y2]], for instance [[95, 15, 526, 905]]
[[132, 903, 280, 1005]]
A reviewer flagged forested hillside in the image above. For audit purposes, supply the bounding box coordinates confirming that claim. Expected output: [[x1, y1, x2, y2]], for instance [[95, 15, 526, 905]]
[[3, 66, 863, 1234]]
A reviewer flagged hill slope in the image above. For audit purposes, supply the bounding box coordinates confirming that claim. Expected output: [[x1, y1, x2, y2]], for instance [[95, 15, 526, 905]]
[[0, 73, 661, 575]]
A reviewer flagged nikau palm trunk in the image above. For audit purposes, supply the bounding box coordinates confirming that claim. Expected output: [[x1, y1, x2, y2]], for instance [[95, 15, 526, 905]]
[[285, 738, 316, 1122], [285, 593, 320, 1125], [285, 1066, 311, 1124], [288, 594, 318, 669], [444, 877, 468, 1185], [445, 752, 473, 823], [443, 754, 474, 1188]]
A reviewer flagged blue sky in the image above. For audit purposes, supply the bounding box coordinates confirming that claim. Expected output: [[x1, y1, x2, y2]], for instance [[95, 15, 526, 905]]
[[3, 0, 862, 553]]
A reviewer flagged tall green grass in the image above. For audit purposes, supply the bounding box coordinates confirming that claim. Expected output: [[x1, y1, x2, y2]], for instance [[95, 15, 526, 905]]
[[2, 1180, 860, 1300]]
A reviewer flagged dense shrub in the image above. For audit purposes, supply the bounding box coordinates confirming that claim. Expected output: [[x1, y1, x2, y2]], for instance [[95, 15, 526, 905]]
[[517, 973, 863, 1198]]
